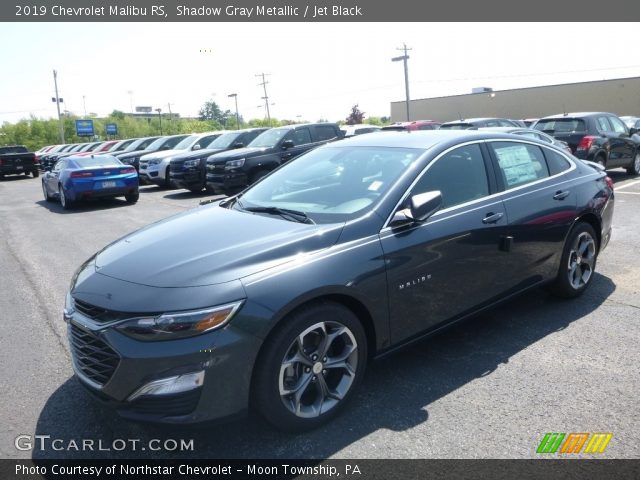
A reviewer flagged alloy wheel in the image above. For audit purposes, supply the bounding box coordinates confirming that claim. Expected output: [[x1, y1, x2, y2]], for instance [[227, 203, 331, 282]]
[[279, 321, 358, 418], [634, 153, 640, 174], [567, 232, 596, 289], [59, 186, 66, 207]]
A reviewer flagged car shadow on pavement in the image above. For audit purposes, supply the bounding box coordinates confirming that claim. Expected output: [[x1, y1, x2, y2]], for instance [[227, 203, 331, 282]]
[[32, 274, 616, 460], [35, 199, 135, 214]]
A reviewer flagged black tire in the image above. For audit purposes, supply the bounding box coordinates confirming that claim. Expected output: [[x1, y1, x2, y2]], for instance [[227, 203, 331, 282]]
[[31, 169, 39, 178], [42, 181, 53, 202], [250, 169, 269, 185], [163, 167, 173, 189], [548, 222, 598, 298], [252, 302, 367, 432], [626, 152, 640, 176], [59, 184, 74, 210], [125, 192, 139, 203], [595, 153, 607, 169]]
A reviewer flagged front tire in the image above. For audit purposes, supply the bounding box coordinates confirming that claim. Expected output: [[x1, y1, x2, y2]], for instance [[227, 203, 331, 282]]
[[549, 222, 598, 298], [627, 152, 640, 175], [253, 302, 367, 432]]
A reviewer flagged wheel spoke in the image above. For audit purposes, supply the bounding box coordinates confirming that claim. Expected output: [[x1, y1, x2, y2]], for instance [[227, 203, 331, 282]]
[[280, 370, 312, 397], [318, 326, 346, 358]]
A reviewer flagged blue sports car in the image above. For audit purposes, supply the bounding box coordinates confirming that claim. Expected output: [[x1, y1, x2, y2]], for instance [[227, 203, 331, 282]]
[[42, 154, 139, 210]]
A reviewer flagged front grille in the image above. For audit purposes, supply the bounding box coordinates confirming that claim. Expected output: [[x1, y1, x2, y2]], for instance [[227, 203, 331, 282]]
[[206, 163, 225, 173], [73, 298, 140, 323], [69, 324, 120, 387], [127, 389, 201, 416], [170, 162, 184, 172]]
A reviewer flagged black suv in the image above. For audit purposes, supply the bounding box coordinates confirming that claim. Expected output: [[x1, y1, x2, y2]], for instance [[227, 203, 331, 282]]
[[206, 123, 342, 194], [170, 128, 268, 193], [533, 112, 640, 175]]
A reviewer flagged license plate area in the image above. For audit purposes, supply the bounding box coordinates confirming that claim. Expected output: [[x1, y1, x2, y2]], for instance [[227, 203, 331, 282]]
[[101, 181, 116, 189]]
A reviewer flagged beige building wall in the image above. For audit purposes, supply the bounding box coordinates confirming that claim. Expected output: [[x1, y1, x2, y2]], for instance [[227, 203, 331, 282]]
[[390, 77, 640, 123]]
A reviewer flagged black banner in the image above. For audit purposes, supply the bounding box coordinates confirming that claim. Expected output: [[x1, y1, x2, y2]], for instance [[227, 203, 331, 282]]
[[3, 0, 640, 22], [2, 459, 640, 480]]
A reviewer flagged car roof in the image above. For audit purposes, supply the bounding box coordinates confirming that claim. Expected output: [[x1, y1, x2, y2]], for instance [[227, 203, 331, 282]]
[[442, 117, 501, 124], [539, 112, 614, 119], [324, 129, 533, 149]]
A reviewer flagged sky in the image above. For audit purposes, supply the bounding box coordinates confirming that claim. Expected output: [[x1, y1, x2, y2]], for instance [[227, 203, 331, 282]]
[[1, 22, 640, 124]]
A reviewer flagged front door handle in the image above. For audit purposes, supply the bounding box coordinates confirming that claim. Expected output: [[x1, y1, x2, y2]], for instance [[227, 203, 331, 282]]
[[482, 212, 504, 224], [553, 190, 570, 200]]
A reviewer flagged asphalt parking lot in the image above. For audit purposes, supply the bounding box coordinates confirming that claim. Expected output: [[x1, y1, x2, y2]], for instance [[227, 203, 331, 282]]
[[0, 172, 639, 460]]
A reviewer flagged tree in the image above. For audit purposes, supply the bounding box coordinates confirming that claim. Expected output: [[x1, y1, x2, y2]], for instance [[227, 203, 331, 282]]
[[345, 105, 365, 125], [199, 99, 232, 126]]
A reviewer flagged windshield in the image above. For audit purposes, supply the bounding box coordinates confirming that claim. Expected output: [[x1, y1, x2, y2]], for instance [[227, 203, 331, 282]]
[[533, 118, 586, 133], [72, 156, 123, 168], [238, 146, 423, 224], [145, 136, 180, 151], [248, 128, 289, 148], [174, 135, 199, 150], [207, 132, 242, 149]]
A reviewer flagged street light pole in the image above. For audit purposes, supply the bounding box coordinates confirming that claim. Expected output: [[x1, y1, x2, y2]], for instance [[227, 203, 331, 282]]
[[155, 108, 162, 135], [82, 95, 87, 118], [52, 70, 65, 143], [228, 93, 240, 130], [392, 43, 412, 122]]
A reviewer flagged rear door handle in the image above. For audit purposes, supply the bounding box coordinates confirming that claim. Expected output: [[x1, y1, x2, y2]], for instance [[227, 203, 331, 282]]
[[553, 190, 570, 200], [482, 212, 504, 224]]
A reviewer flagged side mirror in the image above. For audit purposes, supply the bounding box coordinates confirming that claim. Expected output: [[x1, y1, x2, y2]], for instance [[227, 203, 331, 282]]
[[192, 144, 201, 151], [233, 142, 244, 149], [282, 139, 294, 149], [390, 191, 443, 228], [630, 127, 638, 136], [161, 145, 170, 150]]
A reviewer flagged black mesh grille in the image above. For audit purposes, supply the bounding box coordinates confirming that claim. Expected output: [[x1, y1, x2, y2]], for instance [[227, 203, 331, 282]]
[[72, 298, 149, 324], [170, 162, 185, 172], [69, 324, 120, 386], [128, 389, 201, 416]]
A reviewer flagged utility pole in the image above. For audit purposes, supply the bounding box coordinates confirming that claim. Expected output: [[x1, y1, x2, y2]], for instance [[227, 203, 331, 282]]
[[52, 70, 65, 143], [391, 44, 412, 121], [82, 95, 87, 118], [256, 73, 272, 126], [127, 90, 134, 113], [156, 108, 162, 135], [228, 93, 240, 130]]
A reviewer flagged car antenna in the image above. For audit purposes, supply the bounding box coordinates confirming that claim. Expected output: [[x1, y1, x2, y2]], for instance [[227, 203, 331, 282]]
[[458, 112, 463, 121], [562, 105, 567, 116]]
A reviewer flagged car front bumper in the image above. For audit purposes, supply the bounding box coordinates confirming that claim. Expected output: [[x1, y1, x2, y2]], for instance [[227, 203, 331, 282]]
[[66, 307, 263, 424]]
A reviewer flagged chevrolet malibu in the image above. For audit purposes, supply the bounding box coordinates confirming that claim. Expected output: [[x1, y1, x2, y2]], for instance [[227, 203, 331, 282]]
[[65, 131, 614, 430]]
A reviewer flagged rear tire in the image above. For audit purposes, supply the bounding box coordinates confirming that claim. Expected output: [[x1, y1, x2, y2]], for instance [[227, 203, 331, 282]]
[[59, 185, 74, 210], [42, 181, 53, 202], [31, 169, 39, 178], [252, 302, 367, 432], [627, 152, 640, 175], [125, 192, 139, 203], [595, 153, 607, 169], [548, 222, 598, 298]]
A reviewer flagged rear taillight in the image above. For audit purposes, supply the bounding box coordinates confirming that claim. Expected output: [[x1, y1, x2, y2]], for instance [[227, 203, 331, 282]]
[[70, 171, 94, 178], [577, 136, 596, 151], [605, 176, 614, 190], [120, 167, 136, 174]]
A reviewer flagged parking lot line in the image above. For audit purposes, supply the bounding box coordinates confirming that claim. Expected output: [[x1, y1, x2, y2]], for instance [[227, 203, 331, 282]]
[[616, 191, 640, 195], [614, 180, 640, 191]]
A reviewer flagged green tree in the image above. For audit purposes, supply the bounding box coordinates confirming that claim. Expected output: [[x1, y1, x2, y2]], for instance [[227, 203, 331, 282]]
[[199, 99, 232, 126]]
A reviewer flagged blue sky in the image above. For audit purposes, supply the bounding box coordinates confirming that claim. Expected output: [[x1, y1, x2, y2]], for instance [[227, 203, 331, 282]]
[[1, 22, 639, 124]]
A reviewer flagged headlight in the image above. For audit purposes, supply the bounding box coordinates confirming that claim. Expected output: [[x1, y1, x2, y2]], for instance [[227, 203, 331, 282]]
[[115, 301, 244, 341], [149, 158, 161, 165], [226, 158, 245, 169], [184, 159, 200, 168]]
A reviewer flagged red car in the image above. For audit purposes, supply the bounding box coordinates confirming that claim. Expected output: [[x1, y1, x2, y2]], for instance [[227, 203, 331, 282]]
[[74, 140, 119, 157]]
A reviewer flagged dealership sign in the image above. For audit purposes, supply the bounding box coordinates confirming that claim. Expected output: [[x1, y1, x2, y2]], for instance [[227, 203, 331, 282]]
[[75, 119, 95, 137], [106, 123, 118, 135]]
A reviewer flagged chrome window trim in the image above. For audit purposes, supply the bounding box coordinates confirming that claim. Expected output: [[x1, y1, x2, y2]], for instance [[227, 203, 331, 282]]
[[381, 138, 581, 231]]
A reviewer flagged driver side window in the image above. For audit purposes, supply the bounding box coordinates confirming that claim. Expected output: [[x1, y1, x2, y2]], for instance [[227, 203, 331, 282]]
[[412, 144, 489, 209]]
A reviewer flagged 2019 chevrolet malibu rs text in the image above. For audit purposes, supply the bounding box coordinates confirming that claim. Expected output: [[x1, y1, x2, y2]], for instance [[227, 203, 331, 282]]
[[64, 131, 614, 431]]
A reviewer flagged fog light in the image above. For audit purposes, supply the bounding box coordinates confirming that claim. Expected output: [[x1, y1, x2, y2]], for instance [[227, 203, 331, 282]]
[[127, 371, 205, 401]]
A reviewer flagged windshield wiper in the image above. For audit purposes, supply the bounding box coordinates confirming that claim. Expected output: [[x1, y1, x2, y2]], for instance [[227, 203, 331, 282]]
[[243, 206, 314, 224]]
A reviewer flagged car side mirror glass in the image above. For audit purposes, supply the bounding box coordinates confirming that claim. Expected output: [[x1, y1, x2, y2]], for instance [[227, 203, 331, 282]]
[[192, 144, 201, 151], [282, 140, 294, 149], [233, 142, 244, 149], [630, 127, 638, 136], [390, 191, 443, 228]]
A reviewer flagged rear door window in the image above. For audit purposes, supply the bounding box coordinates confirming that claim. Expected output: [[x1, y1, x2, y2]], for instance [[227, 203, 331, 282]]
[[314, 125, 338, 142], [490, 142, 550, 189]]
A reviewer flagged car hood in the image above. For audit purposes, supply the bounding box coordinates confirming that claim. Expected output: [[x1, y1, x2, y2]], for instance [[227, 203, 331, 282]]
[[207, 147, 268, 163], [141, 149, 187, 161], [117, 149, 153, 159], [172, 148, 225, 162], [94, 203, 344, 288]]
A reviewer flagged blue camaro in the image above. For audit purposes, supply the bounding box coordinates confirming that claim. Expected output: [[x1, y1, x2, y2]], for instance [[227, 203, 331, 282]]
[[42, 154, 139, 209]]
